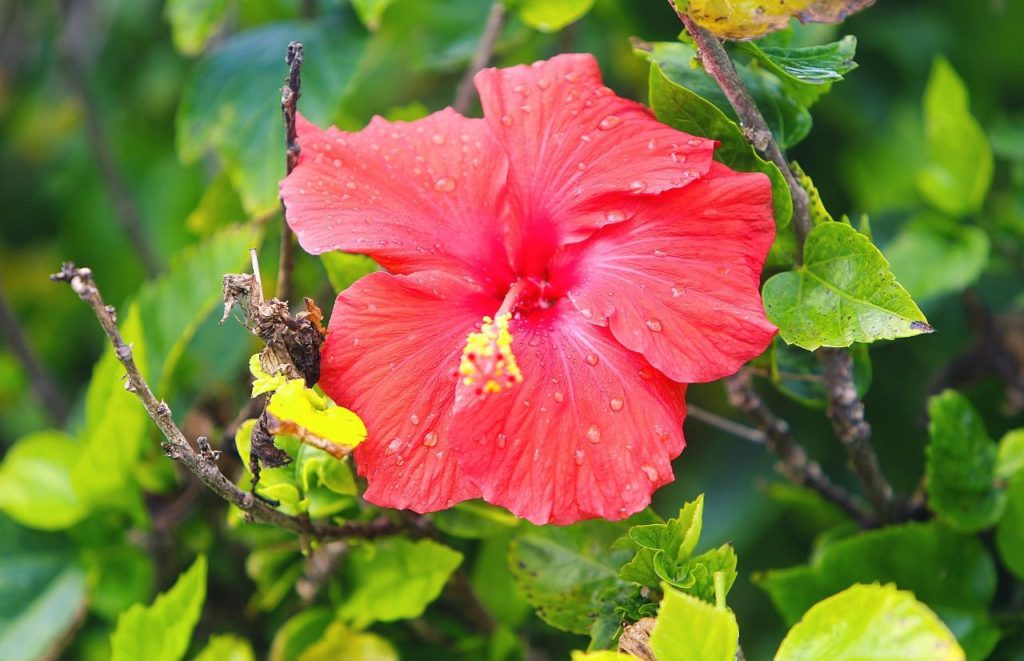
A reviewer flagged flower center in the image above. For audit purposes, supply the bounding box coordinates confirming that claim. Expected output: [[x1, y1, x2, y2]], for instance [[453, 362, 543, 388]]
[[457, 313, 523, 396]]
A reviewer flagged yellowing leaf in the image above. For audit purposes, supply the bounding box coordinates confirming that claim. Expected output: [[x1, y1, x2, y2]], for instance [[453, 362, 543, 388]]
[[677, 0, 875, 40], [249, 353, 288, 397], [266, 380, 366, 458]]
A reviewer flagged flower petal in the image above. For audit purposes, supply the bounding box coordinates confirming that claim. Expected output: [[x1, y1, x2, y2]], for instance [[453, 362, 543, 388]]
[[450, 301, 687, 525], [320, 270, 498, 512], [553, 164, 777, 383], [474, 53, 716, 272], [281, 110, 513, 288]]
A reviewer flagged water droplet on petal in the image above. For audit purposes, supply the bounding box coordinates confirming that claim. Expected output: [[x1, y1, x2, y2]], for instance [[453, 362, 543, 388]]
[[604, 210, 625, 223], [574, 450, 585, 466], [579, 308, 593, 320], [653, 249, 668, 257], [641, 465, 659, 482], [410, 413, 420, 425], [431, 133, 445, 145], [647, 139, 656, 150], [520, 104, 532, 114], [671, 286, 685, 298], [564, 72, 578, 83], [496, 433, 507, 448], [537, 77, 550, 90], [434, 177, 455, 192], [532, 448, 540, 462], [423, 431, 438, 447], [598, 115, 622, 130], [501, 114, 514, 127], [585, 353, 599, 366], [385, 438, 402, 455], [629, 180, 647, 193], [553, 391, 564, 403], [352, 337, 361, 347], [609, 398, 624, 412], [646, 319, 663, 332], [586, 424, 602, 443]]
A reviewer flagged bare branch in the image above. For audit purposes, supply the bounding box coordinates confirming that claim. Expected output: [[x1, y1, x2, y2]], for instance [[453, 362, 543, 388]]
[[817, 348, 895, 521], [453, 2, 506, 114], [724, 370, 873, 525], [50, 262, 415, 541], [687, 403, 766, 444], [277, 41, 304, 303], [0, 277, 69, 425]]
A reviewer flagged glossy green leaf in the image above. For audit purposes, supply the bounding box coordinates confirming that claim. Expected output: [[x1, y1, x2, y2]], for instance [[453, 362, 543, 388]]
[[649, 584, 738, 661], [185, 171, 247, 236], [110, 555, 207, 661], [757, 522, 999, 660], [194, 634, 255, 661], [245, 545, 305, 613], [996, 472, 1024, 581], [82, 543, 155, 621], [509, 518, 640, 634], [320, 252, 377, 292], [884, 214, 990, 302], [177, 21, 366, 215], [0, 430, 86, 530], [997, 429, 1024, 480], [519, 0, 595, 32], [645, 54, 792, 227], [917, 58, 993, 217], [351, 0, 398, 30], [621, 495, 704, 590], [763, 222, 932, 350], [433, 500, 521, 539], [926, 390, 1005, 532], [164, 0, 230, 56], [337, 538, 462, 627], [0, 517, 87, 661], [269, 608, 334, 661], [472, 533, 532, 628], [299, 621, 397, 661], [770, 339, 871, 408], [643, 39, 811, 151], [776, 583, 965, 660], [736, 36, 858, 106], [677, 0, 875, 40]]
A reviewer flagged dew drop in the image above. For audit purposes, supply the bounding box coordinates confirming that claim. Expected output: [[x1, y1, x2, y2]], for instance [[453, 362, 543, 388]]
[[598, 115, 622, 130], [580, 308, 593, 320], [577, 161, 587, 171], [641, 465, 659, 482], [609, 398, 624, 412], [564, 72, 578, 83], [585, 353, 599, 366], [574, 450, 585, 466], [352, 337, 361, 347], [605, 210, 625, 223], [496, 433, 507, 448], [385, 438, 402, 455], [520, 104, 532, 114], [537, 77, 550, 90], [647, 139, 656, 150], [586, 424, 602, 444], [629, 180, 647, 193], [501, 114, 514, 127], [553, 391, 564, 403], [686, 138, 701, 146], [423, 431, 438, 447], [332, 158, 342, 168], [431, 133, 445, 145], [434, 177, 456, 192], [410, 413, 420, 426], [345, 181, 357, 190], [671, 286, 685, 298], [645, 319, 663, 332], [513, 84, 527, 94], [532, 448, 540, 463], [653, 249, 668, 257]]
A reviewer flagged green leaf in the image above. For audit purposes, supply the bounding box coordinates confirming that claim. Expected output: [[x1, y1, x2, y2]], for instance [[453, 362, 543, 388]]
[[645, 54, 792, 227], [736, 36, 858, 106], [110, 555, 207, 661], [177, 20, 366, 215], [0, 517, 87, 661], [509, 518, 640, 634], [643, 39, 810, 151], [194, 634, 255, 661], [245, 545, 305, 612], [0, 430, 87, 530], [649, 584, 738, 661], [884, 214, 990, 302], [164, 0, 230, 56], [269, 608, 334, 661], [299, 621, 397, 661], [763, 222, 932, 350], [917, 58, 994, 217], [756, 522, 999, 661], [472, 533, 531, 628], [621, 495, 705, 591], [997, 429, 1024, 480], [433, 500, 521, 539], [350, 0, 398, 30], [677, 0, 875, 40], [320, 252, 377, 292], [996, 472, 1024, 581], [678, 545, 738, 603], [185, 171, 247, 236], [81, 543, 155, 621], [518, 0, 595, 32], [926, 390, 1005, 532], [337, 538, 462, 628], [776, 583, 965, 661]]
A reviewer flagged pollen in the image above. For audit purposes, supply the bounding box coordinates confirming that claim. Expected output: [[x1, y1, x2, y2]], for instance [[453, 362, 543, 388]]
[[458, 313, 523, 396]]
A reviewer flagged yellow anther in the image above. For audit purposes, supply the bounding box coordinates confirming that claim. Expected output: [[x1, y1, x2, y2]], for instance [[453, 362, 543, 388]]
[[457, 313, 522, 396]]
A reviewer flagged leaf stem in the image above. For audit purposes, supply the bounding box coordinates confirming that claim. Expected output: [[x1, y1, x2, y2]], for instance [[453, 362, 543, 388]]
[[453, 2, 506, 114], [277, 42, 303, 304]]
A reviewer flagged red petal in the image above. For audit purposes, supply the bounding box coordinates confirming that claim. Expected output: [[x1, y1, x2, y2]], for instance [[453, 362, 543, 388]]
[[281, 111, 513, 288], [320, 271, 498, 513], [450, 301, 687, 525], [474, 53, 716, 273], [552, 163, 777, 383]]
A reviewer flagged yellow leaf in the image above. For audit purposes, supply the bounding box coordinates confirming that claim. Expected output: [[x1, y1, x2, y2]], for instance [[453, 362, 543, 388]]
[[677, 0, 875, 40], [266, 380, 366, 458], [249, 353, 287, 397]]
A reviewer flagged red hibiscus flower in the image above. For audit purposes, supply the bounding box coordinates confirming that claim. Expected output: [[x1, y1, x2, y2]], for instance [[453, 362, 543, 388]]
[[280, 54, 776, 525]]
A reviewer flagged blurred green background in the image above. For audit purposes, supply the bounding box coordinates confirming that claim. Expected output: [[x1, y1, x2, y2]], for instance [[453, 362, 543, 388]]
[[1, 0, 1023, 658]]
